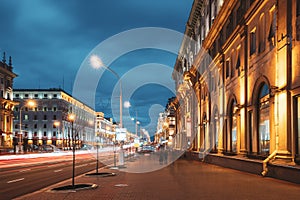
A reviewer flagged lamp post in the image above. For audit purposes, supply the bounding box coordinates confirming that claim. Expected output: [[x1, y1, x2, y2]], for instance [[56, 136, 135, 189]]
[[18, 100, 35, 153], [96, 133, 100, 173], [68, 113, 76, 188], [90, 55, 123, 128]]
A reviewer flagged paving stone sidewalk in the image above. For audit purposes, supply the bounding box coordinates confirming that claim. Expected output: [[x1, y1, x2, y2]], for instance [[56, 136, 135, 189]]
[[16, 158, 300, 200]]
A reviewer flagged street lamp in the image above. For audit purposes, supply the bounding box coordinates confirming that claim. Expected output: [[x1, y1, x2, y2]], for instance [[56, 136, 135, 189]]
[[90, 55, 123, 128], [18, 100, 35, 153], [68, 113, 76, 188]]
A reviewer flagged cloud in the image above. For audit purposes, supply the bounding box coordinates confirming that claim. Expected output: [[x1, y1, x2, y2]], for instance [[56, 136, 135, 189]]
[[0, 0, 193, 135]]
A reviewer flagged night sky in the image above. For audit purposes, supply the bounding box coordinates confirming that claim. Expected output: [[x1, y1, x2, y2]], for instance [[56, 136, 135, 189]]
[[0, 0, 193, 135]]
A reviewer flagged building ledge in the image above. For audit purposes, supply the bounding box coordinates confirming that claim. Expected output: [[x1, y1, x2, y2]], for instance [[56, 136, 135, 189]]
[[183, 151, 300, 184]]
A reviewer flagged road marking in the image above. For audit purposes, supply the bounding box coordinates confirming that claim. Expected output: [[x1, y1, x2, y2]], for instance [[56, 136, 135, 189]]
[[7, 178, 25, 183], [75, 164, 88, 168], [115, 184, 128, 187], [20, 169, 31, 172], [54, 169, 63, 173]]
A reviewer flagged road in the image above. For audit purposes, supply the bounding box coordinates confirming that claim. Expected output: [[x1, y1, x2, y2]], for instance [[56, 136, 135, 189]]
[[0, 151, 113, 200]]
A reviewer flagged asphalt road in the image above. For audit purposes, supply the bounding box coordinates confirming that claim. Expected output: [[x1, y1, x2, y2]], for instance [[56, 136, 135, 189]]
[[0, 153, 110, 200]]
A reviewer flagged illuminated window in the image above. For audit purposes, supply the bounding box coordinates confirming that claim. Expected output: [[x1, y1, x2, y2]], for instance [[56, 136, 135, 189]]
[[213, 109, 219, 151], [230, 100, 237, 153], [296, 96, 300, 156], [258, 83, 270, 155]]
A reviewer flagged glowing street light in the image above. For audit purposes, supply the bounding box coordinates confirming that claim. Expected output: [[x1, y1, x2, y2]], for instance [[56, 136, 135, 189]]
[[90, 55, 123, 128]]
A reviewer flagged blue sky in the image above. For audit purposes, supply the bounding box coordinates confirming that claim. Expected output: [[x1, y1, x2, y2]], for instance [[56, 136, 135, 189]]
[[0, 0, 193, 135]]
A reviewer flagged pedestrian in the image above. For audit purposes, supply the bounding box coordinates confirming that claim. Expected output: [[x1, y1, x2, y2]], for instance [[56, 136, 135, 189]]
[[13, 136, 18, 154], [159, 144, 164, 165], [164, 145, 168, 164], [23, 137, 28, 153]]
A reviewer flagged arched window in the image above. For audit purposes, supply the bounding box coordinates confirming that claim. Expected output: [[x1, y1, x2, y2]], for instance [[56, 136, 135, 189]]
[[258, 83, 270, 155], [230, 100, 237, 153], [213, 109, 219, 152]]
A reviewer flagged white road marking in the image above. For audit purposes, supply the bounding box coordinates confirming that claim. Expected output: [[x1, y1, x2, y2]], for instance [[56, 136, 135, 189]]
[[7, 178, 25, 183], [115, 184, 128, 187], [75, 164, 88, 168], [54, 169, 63, 173]]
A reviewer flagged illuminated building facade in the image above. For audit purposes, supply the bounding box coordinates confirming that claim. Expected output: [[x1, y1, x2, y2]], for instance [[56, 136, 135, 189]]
[[173, 0, 300, 165], [13, 88, 95, 149], [95, 111, 114, 146], [0, 52, 18, 149]]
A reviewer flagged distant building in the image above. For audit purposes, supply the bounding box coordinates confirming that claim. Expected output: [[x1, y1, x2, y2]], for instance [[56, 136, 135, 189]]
[[95, 112, 114, 146], [172, 0, 300, 167], [13, 88, 95, 149], [0, 52, 18, 149]]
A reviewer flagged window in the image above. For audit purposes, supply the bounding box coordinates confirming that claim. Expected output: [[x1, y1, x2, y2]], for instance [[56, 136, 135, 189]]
[[44, 124, 47, 128], [230, 101, 237, 153], [15, 124, 18, 129], [43, 94, 48, 98], [25, 124, 28, 129], [297, 0, 300, 40], [236, 52, 241, 76], [53, 131, 56, 137], [296, 96, 300, 156], [34, 124, 37, 129], [34, 115, 37, 120], [226, 59, 230, 78], [53, 115, 57, 120], [53, 107, 57, 111], [43, 115, 47, 120], [15, 94, 19, 98], [53, 94, 57, 98], [258, 83, 270, 155], [268, 7, 276, 45], [43, 107, 47, 111], [24, 94, 29, 98], [250, 30, 256, 55], [258, 14, 266, 53], [231, 53, 235, 78], [24, 114, 29, 120], [34, 94, 38, 98], [43, 132, 47, 137]]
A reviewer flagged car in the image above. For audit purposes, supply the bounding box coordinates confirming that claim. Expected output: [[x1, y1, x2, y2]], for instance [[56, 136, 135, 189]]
[[137, 145, 155, 154]]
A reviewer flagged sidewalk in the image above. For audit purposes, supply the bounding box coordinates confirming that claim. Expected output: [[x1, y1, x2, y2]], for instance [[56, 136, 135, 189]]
[[15, 157, 300, 200]]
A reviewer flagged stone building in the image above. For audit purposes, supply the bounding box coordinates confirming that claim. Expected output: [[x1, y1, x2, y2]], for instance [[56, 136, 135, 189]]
[[0, 52, 18, 149], [13, 88, 95, 150], [172, 0, 300, 168], [95, 111, 114, 146]]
